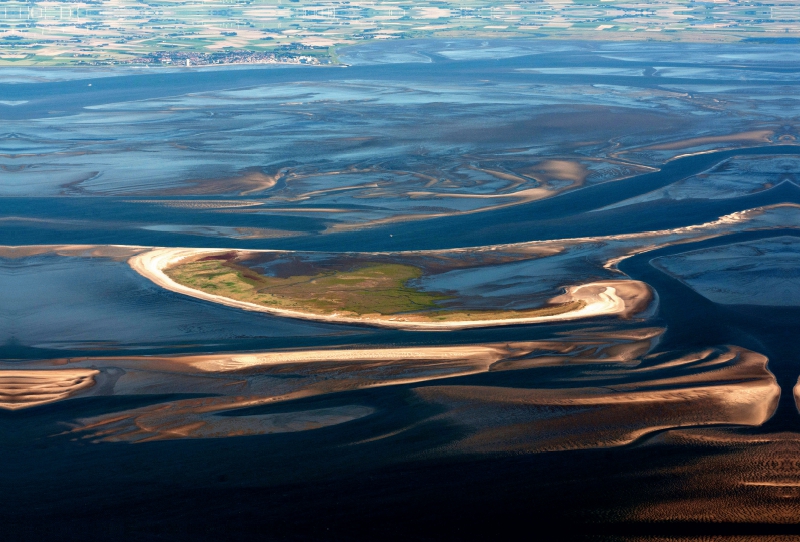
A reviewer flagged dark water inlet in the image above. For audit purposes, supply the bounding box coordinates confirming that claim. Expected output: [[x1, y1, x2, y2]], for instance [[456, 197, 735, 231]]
[[619, 228, 800, 432]]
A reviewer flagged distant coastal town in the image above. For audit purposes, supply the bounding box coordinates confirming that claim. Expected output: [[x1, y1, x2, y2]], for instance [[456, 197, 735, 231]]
[[125, 50, 324, 67], [1, 0, 799, 66]]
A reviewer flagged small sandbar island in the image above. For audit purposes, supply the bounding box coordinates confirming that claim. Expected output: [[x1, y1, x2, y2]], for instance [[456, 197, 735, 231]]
[[129, 248, 652, 330]]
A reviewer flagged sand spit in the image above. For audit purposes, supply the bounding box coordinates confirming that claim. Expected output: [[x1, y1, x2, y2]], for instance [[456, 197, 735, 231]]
[[185, 344, 521, 373], [0, 369, 99, 410], [129, 247, 650, 330], [416, 346, 779, 454], [644, 130, 774, 152], [0, 244, 148, 260], [129, 200, 265, 210]]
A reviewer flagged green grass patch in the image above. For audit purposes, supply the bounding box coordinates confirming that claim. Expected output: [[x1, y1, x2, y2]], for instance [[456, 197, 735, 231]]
[[166, 257, 585, 322], [166, 258, 449, 316]]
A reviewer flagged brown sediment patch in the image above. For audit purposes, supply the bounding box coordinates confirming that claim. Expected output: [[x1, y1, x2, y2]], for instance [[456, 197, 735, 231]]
[[519, 159, 589, 187], [128, 200, 265, 210], [71, 397, 374, 442], [0, 369, 99, 410], [156, 169, 281, 196], [637, 129, 774, 152], [415, 346, 778, 454], [0, 244, 147, 261]]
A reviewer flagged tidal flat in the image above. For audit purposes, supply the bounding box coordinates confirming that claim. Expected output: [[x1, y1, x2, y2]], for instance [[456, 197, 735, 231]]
[[1, 40, 800, 540]]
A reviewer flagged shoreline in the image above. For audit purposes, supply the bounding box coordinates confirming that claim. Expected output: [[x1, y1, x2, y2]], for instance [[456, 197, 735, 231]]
[[128, 247, 652, 331]]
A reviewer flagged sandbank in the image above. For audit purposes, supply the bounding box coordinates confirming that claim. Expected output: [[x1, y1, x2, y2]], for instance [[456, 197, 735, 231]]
[[0, 369, 99, 410]]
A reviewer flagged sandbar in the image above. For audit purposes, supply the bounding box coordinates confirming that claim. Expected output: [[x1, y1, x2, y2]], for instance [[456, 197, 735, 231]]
[[0, 369, 99, 410]]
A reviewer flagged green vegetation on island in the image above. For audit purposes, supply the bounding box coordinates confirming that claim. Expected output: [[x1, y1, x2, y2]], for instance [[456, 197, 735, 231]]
[[166, 258, 449, 316], [165, 256, 584, 322]]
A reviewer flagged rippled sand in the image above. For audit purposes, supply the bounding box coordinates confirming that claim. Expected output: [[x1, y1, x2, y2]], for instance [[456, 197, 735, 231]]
[[72, 398, 375, 442], [56, 332, 661, 442], [416, 346, 779, 453], [0, 369, 99, 410]]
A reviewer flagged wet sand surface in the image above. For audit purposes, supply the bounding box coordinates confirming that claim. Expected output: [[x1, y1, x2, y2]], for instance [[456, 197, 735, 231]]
[[2, 41, 800, 541], [0, 369, 98, 410]]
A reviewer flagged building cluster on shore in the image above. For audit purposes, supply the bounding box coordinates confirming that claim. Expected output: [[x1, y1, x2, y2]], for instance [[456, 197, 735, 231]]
[[126, 50, 323, 66]]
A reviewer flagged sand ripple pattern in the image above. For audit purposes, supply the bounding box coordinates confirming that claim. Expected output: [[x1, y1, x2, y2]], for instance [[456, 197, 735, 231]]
[[0, 369, 99, 410], [417, 346, 779, 453], [71, 398, 374, 442]]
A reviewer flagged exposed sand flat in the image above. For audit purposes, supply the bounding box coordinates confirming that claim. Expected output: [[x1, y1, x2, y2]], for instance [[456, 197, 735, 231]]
[[185, 344, 521, 372], [41, 333, 656, 418], [0, 244, 147, 260], [72, 397, 374, 442], [62, 333, 663, 442], [129, 200, 265, 209], [416, 346, 779, 453], [154, 169, 281, 196], [643, 130, 774, 152], [0, 369, 99, 410], [129, 247, 650, 330]]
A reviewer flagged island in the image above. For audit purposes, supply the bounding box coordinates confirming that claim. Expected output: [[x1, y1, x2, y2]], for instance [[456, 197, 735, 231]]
[[129, 247, 652, 330]]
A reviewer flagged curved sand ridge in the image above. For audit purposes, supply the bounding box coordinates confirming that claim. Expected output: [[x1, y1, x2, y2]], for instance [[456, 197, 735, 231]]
[[187, 344, 517, 372], [0, 369, 99, 410], [418, 346, 780, 453], [793, 377, 800, 415], [129, 247, 652, 330]]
